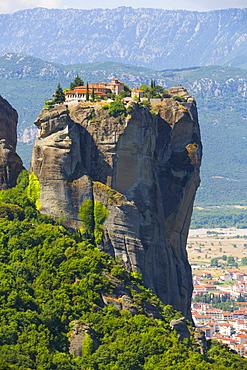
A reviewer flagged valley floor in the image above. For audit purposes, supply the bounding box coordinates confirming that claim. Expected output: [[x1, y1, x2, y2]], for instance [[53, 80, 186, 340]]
[[189, 228, 247, 238]]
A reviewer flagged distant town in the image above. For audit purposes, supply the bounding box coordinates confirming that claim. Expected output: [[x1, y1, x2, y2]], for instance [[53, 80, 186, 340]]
[[190, 228, 247, 357]]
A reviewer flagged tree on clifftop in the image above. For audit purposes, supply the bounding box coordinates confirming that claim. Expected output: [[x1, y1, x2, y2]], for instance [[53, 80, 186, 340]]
[[91, 87, 95, 102], [86, 82, 89, 101], [70, 75, 84, 90], [53, 83, 65, 104]]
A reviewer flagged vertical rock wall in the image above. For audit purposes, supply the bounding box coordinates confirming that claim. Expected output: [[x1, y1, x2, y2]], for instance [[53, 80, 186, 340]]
[[30, 87, 202, 319], [0, 96, 25, 189]]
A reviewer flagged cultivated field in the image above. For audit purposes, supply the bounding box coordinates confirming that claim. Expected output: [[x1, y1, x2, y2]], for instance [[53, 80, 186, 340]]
[[187, 228, 247, 277]]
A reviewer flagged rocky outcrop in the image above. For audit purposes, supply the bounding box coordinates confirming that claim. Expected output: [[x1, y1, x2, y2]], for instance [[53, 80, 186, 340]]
[[69, 322, 99, 358], [193, 327, 208, 357], [30, 87, 202, 319], [100, 272, 162, 319], [170, 317, 190, 340], [0, 96, 25, 189]]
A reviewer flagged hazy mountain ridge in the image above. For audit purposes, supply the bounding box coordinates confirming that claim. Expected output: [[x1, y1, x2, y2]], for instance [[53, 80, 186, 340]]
[[0, 7, 247, 69], [1, 53, 247, 97]]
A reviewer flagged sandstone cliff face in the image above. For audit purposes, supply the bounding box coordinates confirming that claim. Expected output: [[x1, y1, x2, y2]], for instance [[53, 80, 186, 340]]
[[30, 87, 202, 319], [0, 96, 24, 189]]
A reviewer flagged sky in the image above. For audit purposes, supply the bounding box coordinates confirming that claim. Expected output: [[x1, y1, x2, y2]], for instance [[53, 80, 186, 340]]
[[0, 0, 246, 14]]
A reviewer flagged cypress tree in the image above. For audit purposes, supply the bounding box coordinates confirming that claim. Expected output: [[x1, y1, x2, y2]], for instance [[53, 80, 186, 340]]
[[53, 83, 65, 104], [86, 82, 89, 101], [91, 87, 95, 102]]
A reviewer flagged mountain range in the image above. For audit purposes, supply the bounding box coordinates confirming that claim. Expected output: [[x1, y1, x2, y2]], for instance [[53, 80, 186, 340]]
[[0, 7, 247, 70]]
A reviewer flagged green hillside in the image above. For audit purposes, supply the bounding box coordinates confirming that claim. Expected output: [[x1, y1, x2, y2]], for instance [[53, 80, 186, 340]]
[[0, 171, 246, 369]]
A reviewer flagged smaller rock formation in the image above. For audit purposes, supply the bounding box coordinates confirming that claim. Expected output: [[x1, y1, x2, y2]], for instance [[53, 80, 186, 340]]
[[0, 96, 25, 189], [170, 317, 190, 340], [193, 327, 208, 357], [0, 96, 18, 148], [100, 272, 162, 319], [170, 317, 207, 357], [69, 322, 99, 358]]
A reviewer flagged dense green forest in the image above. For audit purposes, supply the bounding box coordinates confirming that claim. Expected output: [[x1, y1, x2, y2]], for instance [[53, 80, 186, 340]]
[[0, 171, 246, 369], [190, 207, 247, 229]]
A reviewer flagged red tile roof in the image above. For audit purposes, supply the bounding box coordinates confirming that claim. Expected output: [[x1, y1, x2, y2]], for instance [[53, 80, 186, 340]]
[[65, 89, 107, 96]]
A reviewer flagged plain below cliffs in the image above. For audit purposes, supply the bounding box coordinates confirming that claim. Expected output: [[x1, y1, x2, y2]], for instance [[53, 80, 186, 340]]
[[0, 96, 25, 190], [30, 87, 202, 319]]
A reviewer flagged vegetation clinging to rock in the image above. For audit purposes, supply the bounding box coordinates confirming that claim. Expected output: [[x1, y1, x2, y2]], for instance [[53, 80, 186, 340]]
[[172, 95, 187, 102], [108, 101, 126, 117], [79, 199, 108, 245]]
